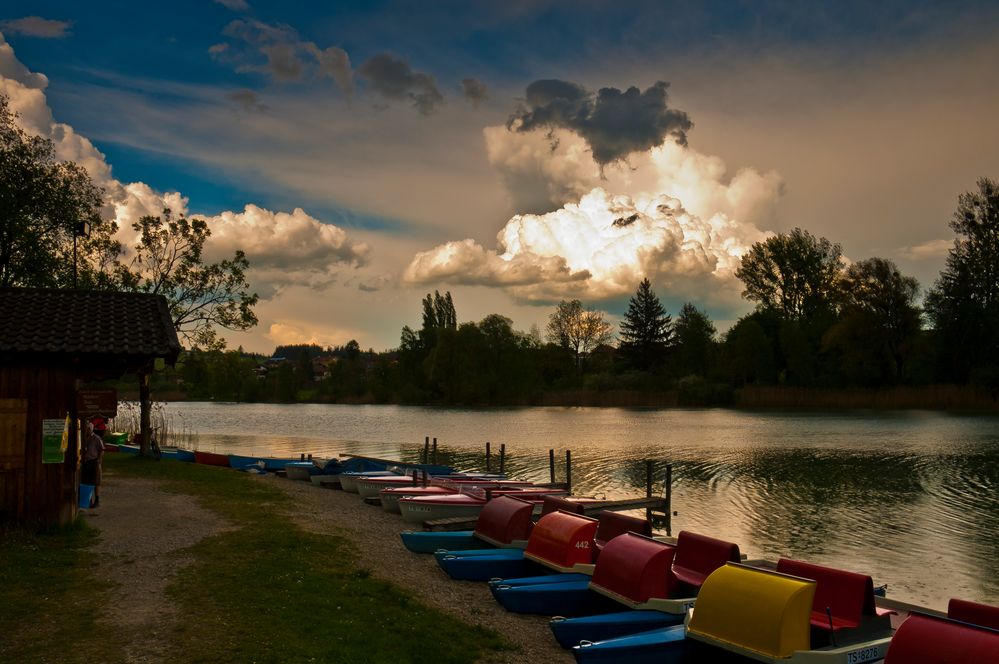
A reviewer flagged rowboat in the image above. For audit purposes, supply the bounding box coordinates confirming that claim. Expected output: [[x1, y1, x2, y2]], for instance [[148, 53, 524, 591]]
[[567, 559, 999, 663], [194, 450, 230, 466], [379, 485, 455, 513], [400, 495, 588, 553], [159, 447, 196, 462], [340, 470, 396, 493], [398, 487, 569, 524], [285, 461, 320, 480]]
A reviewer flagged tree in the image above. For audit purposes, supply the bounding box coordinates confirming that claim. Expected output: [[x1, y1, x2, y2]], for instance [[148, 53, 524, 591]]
[[546, 299, 614, 371], [735, 228, 844, 321], [673, 302, 716, 377], [925, 177, 999, 385], [0, 94, 106, 288], [123, 209, 258, 454], [825, 257, 921, 383], [618, 278, 673, 370]]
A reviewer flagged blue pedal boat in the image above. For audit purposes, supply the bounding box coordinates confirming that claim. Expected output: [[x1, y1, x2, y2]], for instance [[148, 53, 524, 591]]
[[439, 509, 600, 582]]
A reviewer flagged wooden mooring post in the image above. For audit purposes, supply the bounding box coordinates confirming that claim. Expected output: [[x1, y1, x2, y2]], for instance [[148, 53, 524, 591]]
[[423, 436, 430, 463], [432, 437, 438, 464], [499, 443, 505, 475], [565, 450, 572, 495], [664, 463, 672, 536], [549, 449, 556, 483], [486, 441, 491, 472]]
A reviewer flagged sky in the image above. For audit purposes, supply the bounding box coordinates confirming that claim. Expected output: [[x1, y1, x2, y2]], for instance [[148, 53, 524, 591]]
[[2, 1, 998, 353]]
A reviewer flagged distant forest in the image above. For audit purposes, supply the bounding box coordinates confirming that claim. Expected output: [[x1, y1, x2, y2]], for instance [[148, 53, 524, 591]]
[[143, 179, 999, 408]]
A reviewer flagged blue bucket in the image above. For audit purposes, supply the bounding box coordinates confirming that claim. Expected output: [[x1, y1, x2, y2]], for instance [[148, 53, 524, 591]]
[[79, 483, 95, 509]]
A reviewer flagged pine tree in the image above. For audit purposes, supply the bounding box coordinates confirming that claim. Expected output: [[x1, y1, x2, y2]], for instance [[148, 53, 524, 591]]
[[619, 278, 673, 370]]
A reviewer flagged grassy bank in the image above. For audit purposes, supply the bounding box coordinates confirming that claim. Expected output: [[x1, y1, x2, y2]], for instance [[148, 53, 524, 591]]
[[1, 456, 511, 663]]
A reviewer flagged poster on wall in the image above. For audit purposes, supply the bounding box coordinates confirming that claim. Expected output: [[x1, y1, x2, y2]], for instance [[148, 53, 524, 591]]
[[42, 418, 66, 464]]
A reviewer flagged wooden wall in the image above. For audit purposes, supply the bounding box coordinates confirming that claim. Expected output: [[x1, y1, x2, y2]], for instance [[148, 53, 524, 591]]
[[0, 366, 81, 527]]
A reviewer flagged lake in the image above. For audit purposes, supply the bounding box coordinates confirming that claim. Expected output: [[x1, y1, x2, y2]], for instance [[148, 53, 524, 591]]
[[156, 402, 999, 609]]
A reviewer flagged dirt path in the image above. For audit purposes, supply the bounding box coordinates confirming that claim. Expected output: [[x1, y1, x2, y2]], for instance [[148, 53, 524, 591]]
[[82, 475, 235, 663], [84, 471, 572, 663]]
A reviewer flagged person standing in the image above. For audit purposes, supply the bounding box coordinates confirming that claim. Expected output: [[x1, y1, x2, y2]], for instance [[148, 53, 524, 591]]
[[81, 421, 105, 508]]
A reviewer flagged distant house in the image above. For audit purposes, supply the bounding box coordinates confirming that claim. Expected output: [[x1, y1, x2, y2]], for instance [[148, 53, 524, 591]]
[[0, 289, 181, 527]]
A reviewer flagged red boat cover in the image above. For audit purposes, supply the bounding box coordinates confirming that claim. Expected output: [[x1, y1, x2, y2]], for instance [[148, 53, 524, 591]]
[[776, 558, 878, 631], [672, 531, 740, 591], [473, 495, 535, 545], [593, 511, 652, 555], [540, 495, 586, 517], [590, 533, 678, 604], [948, 598, 999, 630], [525, 510, 599, 570], [884, 612, 999, 663]]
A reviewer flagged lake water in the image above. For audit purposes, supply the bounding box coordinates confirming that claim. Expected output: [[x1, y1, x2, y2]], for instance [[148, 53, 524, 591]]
[[157, 402, 999, 609]]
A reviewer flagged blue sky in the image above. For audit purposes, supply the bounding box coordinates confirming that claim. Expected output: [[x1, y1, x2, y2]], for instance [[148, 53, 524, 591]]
[[3, 1, 998, 351]]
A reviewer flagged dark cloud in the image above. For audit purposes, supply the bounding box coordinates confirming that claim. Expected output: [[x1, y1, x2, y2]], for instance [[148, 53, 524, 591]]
[[227, 89, 266, 112], [461, 78, 488, 107], [509, 79, 692, 165], [216, 19, 353, 95], [0, 16, 72, 38], [357, 53, 443, 115]]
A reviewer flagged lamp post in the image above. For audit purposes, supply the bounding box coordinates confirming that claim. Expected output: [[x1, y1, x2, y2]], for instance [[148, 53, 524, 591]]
[[72, 220, 91, 289]]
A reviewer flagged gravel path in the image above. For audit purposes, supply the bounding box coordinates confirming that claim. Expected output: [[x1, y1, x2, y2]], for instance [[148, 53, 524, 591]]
[[84, 470, 572, 663]]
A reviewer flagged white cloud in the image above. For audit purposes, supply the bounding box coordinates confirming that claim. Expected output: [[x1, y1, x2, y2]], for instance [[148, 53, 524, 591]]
[[408, 125, 778, 307], [0, 33, 368, 304]]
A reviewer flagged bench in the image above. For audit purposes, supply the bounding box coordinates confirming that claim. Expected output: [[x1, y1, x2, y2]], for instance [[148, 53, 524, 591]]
[[593, 511, 652, 557], [884, 612, 999, 663], [948, 598, 999, 630], [776, 558, 883, 632], [671, 531, 741, 592]]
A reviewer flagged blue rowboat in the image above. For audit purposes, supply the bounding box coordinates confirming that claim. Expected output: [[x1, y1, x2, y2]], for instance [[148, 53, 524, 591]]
[[550, 611, 681, 649], [160, 447, 195, 462]]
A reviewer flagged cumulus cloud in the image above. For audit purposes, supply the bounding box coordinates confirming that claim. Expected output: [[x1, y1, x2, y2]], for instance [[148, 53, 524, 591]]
[[0, 17, 72, 39], [215, 19, 353, 95], [461, 77, 488, 107], [508, 79, 692, 166], [202, 205, 369, 296], [409, 114, 781, 307], [404, 187, 769, 304], [0, 34, 368, 302], [357, 53, 443, 115]]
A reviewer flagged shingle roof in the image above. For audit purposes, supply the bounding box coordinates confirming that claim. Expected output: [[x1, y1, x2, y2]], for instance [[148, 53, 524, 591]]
[[0, 288, 181, 364]]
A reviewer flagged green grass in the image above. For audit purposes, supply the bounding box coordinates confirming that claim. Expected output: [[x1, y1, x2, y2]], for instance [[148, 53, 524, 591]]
[[1, 456, 513, 663]]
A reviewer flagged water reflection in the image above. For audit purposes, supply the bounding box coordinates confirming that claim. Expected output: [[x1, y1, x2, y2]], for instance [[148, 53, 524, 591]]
[[159, 402, 999, 608]]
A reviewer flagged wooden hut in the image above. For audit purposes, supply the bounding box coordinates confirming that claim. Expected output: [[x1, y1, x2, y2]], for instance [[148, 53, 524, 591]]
[[0, 289, 181, 527]]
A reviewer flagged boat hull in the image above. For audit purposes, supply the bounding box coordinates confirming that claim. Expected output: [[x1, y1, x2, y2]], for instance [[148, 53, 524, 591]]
[[550, 610, 683, 649], [194, 450, 230, 467]]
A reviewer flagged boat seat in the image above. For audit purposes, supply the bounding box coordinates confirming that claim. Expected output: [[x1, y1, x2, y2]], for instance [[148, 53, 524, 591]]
[[593, 511, 652, 558], [540, 495, 586, 517], [948, 598, 999, 630], [884, 612, 999, 663], [590, 533, 678, 605], [671, 531, 741, 592], [473, 495, 534, 547], [524, 510, 599, 572], [776, 558, 880, 632]]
